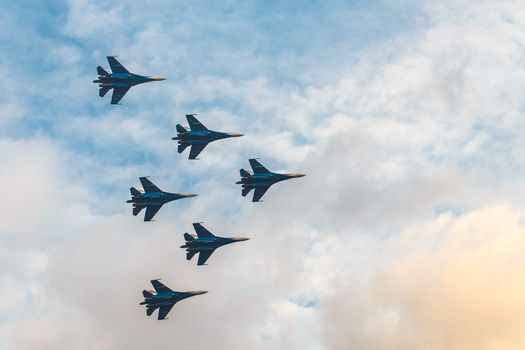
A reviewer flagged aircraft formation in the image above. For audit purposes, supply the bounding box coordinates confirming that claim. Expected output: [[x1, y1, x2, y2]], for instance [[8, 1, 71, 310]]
[[95, 56, 304, 320]]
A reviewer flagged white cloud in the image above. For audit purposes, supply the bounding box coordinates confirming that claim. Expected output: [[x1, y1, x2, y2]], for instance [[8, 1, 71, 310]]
[[4, 0, 525, 349], [321, 205, 525, 350]]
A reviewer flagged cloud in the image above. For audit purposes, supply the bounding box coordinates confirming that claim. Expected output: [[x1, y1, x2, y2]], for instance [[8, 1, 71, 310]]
[[3, 0, 525, 349], [321, 205, 525, 350]]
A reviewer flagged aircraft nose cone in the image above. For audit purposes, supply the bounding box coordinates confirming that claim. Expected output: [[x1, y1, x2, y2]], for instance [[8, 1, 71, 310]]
[[149, 76, 166, 81], [227, 132, 244, 137], [290, 173, 305, 178], [182, 193, 198, 198], [233, 237, 250, 242], [192, 291, 208, 295]]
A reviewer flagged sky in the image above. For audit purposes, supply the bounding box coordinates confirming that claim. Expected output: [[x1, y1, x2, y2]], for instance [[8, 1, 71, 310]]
[[2, 0, 525, 349]]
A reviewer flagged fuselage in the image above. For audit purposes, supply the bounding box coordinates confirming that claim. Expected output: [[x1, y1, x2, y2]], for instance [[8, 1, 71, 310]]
[[140, 291, 207, 306], [127, 191, 196, 206], [173, 130, 243, 144], [93, 73, 165, 88], [181, 236, 249, 250], [237, 172, 304, 188]]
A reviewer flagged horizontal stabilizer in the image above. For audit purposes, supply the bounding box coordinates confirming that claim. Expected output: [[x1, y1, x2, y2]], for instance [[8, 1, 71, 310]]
[[97, 66, 109, 76], [242, 187, 253, 197], [187, 250, 198, 261], [184, 233, 195, 241], [133, 206, 145, 216], [142, 290, 154, 298], [146, 306, 157, 316], [176, 124, 188, 133], [240, 169, 251, 178], [99, 86, 111, 97], [178, 143, 190, 154], [130, 187, 141, 196]]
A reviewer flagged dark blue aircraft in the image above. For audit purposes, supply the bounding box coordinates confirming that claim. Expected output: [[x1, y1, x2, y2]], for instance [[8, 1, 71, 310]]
[[181, 223, 249, 265], [140, 279, 207, 320], [93, 56, 165, 104], [127, 177, 197, 221], [237, 159, 305, 202], [172, 114, 243, 160]]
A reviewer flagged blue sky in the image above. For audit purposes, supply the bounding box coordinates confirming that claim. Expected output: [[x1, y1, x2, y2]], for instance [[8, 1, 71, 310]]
[[3, 1, 525, 349]]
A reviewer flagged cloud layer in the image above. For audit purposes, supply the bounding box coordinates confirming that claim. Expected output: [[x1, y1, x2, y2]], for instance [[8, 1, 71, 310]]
[[2, 0, 525, 349]]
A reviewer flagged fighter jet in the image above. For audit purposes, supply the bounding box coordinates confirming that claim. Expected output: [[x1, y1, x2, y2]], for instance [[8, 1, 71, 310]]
[[93, 56, 165, 104], [237, 159, 305, 202], [172, 114, 243, 160], [140, 279, 207, 320], [127, 177, 197, 221], [181, 223, 249, 265]]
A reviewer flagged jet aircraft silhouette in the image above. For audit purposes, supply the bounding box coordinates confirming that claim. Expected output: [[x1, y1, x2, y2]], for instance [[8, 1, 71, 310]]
[[172, 114, 243, 160], [93, 56, 165, 104], [140, 279, 207, 320], [127, 177, 197, 221], [181, 223, 249, 265], [237, 159, 305, 202]]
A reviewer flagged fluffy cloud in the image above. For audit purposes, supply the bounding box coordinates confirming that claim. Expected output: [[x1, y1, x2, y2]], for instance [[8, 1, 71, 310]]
[[322, 205, 525, 350], [3, 0, 525, 349]]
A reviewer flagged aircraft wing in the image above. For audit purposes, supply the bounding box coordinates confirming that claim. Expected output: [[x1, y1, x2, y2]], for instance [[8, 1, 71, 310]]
[[249, 159, 270, 174], [144, 204, 163, 221], [192, 223, 215, 238], [107, 56, 130, 74], [252, 186, 270, 202], [151, 279, 174, 294], [139, 177, 162, 193], [188, 143, 208, 160], [197, 249, 216, 265], [111, 86, 130, 104], [186, 114, 207, 130], [157, 303, 174, 320]]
